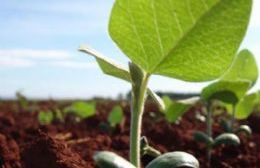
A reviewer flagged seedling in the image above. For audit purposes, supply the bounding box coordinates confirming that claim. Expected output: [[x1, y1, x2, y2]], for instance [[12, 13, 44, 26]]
[[196, 49, 258, 164], [108, 105, 124, 128], [80, 0, 252, 167], [99, 105, 125, 133], [38, 111, 54, 125], [64, 101, 96, 120], [16, 91, 29, 111], [38, 108, 64, 125], [221, 91, 259, 136]]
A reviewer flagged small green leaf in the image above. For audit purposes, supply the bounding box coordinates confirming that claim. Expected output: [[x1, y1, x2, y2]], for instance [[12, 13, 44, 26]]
[[165, 100, 191, 123], [65, 101, 96, 119], [146, 152, 199, 168], [109, 0, 252, 82], [193, 131, 214, 146], [79, 45, 130, 82], [108, 106, 124, 127], [235, 92, 259, 119], [235, 125, 252, 136], [140, 136, 161, 157], [162, 96, 172, 112], [213, 133, 240, 147], [38, 111, 54, 125], [222, 50, 258, 87], [147, 89, 165, 112], [201, 80, 250, 105], [94, 151, 136, 168]]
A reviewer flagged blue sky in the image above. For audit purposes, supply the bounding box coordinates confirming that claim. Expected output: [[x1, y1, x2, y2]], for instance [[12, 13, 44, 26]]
[[0, 0, 259, 99]]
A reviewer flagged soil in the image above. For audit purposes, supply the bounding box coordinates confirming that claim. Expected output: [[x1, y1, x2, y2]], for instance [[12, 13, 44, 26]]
[[0, 100, 259, 168]]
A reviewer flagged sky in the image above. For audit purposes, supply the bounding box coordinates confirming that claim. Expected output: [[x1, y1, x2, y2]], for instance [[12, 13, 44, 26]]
[[0, 0, 259, 99]]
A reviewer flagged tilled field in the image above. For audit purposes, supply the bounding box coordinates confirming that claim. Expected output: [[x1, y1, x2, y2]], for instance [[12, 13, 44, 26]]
[[0, 100, 259, 168]]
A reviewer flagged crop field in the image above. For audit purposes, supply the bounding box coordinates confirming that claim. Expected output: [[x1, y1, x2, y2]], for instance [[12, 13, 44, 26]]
[[0, 99, 259, 168], [1, 0, 260, 168]]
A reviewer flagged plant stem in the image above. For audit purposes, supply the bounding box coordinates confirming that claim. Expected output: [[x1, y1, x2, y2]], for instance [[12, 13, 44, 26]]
[[230, 105, 236, 132], [130, 67, 149, 168], [206, 102, 212, 166]]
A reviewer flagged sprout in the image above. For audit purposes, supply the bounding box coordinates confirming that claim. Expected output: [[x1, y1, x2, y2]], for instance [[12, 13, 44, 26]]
[[80, 0, 252, 167], [108, 105, 124, 128], [64, 101, 96, 119], [194, 49, 258, 165], [38, 111, 54, 125]]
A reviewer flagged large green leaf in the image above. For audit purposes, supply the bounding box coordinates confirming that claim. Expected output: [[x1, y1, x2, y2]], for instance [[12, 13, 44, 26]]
[[201, 80, 250, 105], [235, 92, 259, 119], [109, 0, 252, 81], [222, 50, 258, 87]]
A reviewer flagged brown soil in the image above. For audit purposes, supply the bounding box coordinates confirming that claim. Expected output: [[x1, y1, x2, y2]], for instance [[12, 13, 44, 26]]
[[0, 100, 259, 168]]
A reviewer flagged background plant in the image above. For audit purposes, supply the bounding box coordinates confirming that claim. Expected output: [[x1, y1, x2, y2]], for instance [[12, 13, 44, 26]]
[[194, 49, 258, 164], [64, 101, 96, 120], [80, 0, 252, 167]]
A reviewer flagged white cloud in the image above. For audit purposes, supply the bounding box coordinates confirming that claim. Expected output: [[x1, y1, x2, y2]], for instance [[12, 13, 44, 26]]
[[0, 49, 73, 68], [0, 57, 34, 68], [0, 49, 71, 60], [50, 61, 98, 69]]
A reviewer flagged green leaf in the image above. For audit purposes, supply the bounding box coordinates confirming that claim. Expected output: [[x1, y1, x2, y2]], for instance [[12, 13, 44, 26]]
[[79, 46, 165, 111], [222, 50, 258, 87], [165, 100, 190, 123], [109, 0, 252, 82], [146, 152, 199, 168], [108, 106, 124, 127], [140, 136, 161, 157], [213, 133, 240, 147], [235, 92, 259, 119], [79, 45, 130, 81], [94, 151, 136, 168], [65, 101, 96, 119], [235, 125, 252, 136], [193, 131, 214, 146], [162, 96, 199, 122], [162, 96, 172, 112], [38, 111, 54, 125], [201, 80, 250, 105], [147, 89, 165, 112]]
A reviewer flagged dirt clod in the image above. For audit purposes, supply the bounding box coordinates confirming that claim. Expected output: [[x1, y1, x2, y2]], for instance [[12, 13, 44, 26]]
[[21, 131, 88, 168], [0, 133, 21, 168]]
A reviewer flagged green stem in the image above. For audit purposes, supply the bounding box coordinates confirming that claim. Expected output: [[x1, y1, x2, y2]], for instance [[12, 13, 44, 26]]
[[206, 102, 212, 166], [230, 105, 236, 132], [130, 74, 149, 168]]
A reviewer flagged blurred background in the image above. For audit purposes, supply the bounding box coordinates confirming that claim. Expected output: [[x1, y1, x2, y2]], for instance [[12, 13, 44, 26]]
[[0, 0, 259, 99]]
